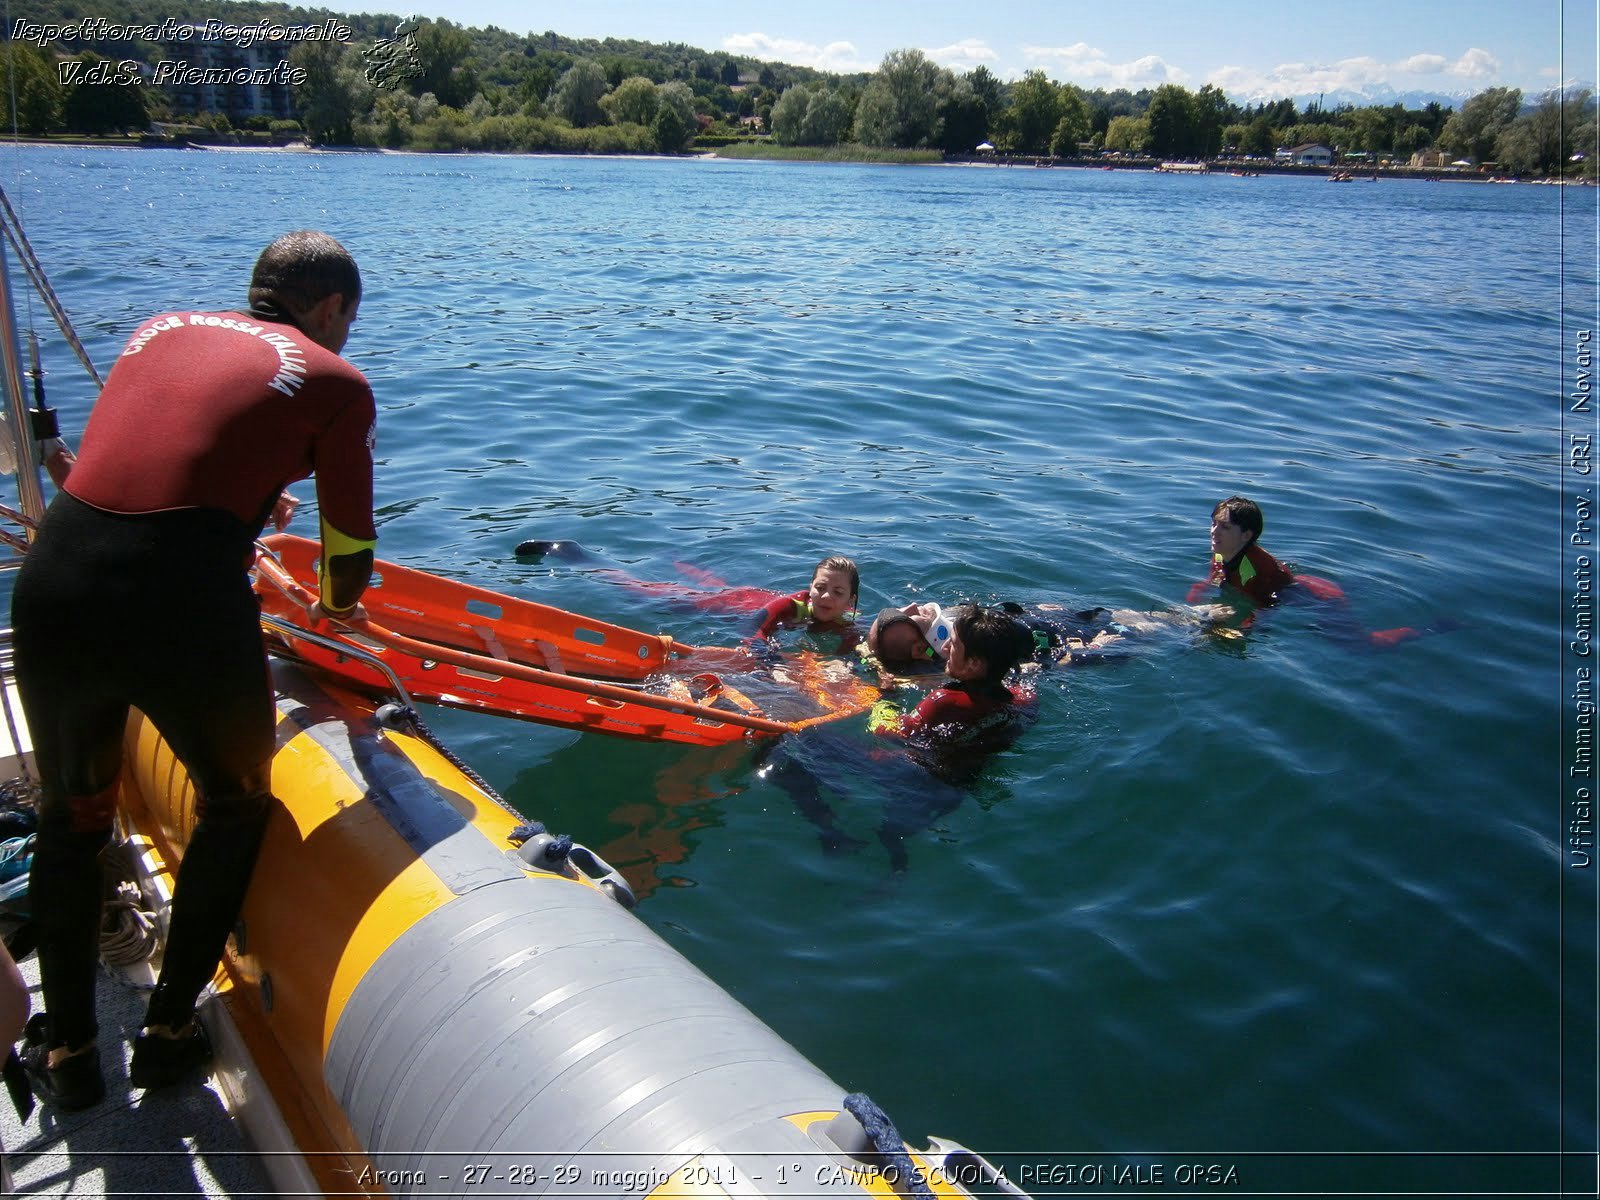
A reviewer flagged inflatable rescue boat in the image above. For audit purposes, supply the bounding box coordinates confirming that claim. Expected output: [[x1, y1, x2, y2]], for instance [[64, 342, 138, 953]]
[[118, 647, 1015, 1197]]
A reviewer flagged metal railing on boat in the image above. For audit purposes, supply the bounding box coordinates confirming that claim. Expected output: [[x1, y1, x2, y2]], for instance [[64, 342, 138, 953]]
[[260, 610, 420, 717]]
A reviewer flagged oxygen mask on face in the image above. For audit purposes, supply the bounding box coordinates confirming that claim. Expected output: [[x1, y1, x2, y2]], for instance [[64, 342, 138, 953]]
[[923, 604, 953, 660]]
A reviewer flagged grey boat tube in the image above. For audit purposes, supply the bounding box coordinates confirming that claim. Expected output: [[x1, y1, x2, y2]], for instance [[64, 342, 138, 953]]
[[247, 664, 1006, 1198]]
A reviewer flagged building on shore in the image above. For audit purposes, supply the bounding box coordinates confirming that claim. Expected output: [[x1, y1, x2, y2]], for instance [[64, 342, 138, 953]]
[[1286, 143, 1334, 167], [155, 25, 308, 123]]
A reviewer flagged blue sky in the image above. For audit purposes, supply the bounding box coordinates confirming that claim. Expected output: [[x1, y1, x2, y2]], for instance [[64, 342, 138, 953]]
[[387, 0, 1593, 100]]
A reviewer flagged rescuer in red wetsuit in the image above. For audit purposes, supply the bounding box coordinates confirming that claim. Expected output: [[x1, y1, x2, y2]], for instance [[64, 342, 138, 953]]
[[868, 604, 1032, 751], [760, 604, 1031, 873], [10, 231, 377, 1110]]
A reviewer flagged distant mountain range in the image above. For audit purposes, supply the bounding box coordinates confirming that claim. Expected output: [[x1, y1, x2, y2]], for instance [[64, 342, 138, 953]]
[[1225, 82, 1588, 113]]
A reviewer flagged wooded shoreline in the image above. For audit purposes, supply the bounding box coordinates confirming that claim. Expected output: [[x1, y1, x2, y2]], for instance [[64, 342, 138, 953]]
[[7, 133, 1584, 183]]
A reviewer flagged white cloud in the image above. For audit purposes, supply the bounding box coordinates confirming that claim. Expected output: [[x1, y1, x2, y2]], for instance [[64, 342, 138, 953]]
[[1401, 53, 1448, 74], [1023, 42, 1187, 87], [1211, 50, 1506, 100], [721, 34, 1519, 97], [924, 39, 999, 71], [1268, 56, 1390, 93], [1532, 66, 1592, 91], [721, 32, 874, 74], [1447, 48, 1500, 79], [1208, 65, 1260, 94]]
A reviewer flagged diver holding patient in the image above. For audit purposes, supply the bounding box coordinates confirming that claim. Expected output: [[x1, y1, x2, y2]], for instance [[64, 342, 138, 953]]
[[863, 595, 1221, 674], [866, 604, 1033, 751]]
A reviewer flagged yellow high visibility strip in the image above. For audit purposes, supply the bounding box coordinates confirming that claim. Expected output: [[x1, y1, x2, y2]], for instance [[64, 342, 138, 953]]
[[319, 515, 376, 561]]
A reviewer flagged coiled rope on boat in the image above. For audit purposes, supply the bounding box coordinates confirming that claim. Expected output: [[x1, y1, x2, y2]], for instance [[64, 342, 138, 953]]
[[97, 839, 158, 967], [99, 880, 157, 967]]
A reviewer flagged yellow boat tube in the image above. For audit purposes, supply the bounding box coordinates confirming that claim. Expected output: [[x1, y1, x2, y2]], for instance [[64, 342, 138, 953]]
[[117, 656, 1015, 1198]]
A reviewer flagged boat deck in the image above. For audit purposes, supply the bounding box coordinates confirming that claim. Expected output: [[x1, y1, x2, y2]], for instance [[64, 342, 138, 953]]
[[0, 953, 272, 1197]]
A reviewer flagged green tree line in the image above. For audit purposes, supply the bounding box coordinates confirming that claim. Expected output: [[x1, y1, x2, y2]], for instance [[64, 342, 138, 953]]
[[4, 0, 1595, 175]]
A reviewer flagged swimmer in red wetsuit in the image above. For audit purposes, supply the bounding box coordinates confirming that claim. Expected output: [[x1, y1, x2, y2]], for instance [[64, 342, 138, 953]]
[[600, 554, 861, 650], [1191, 496, 1298, 606], [1189, 495, 1453, 648], [750, 555, 859, 644], [11, 231, 377, 1110], [766, 604, 1032, 872]]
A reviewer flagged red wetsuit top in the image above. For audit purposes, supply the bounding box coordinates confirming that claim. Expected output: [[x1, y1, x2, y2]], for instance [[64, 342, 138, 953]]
[[875, 679, 1022, 750], [753, 589, 860, 650], [67, 308, 377, 610], [1188, 542, 1434, 649], [1218, 543, 1296, 605], [1188, 542, 1305, 607], [753, 590, 814, 636], [1191, 543, 1347, 607]]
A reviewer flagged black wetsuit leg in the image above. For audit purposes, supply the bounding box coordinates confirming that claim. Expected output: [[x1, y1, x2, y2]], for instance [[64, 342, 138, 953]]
[[133, 545, 274, 1032], [11, 494, 273, 1045]]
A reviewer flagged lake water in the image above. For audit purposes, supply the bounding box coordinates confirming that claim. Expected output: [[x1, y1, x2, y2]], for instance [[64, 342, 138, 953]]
[[2, 145, 1589, 1195]]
